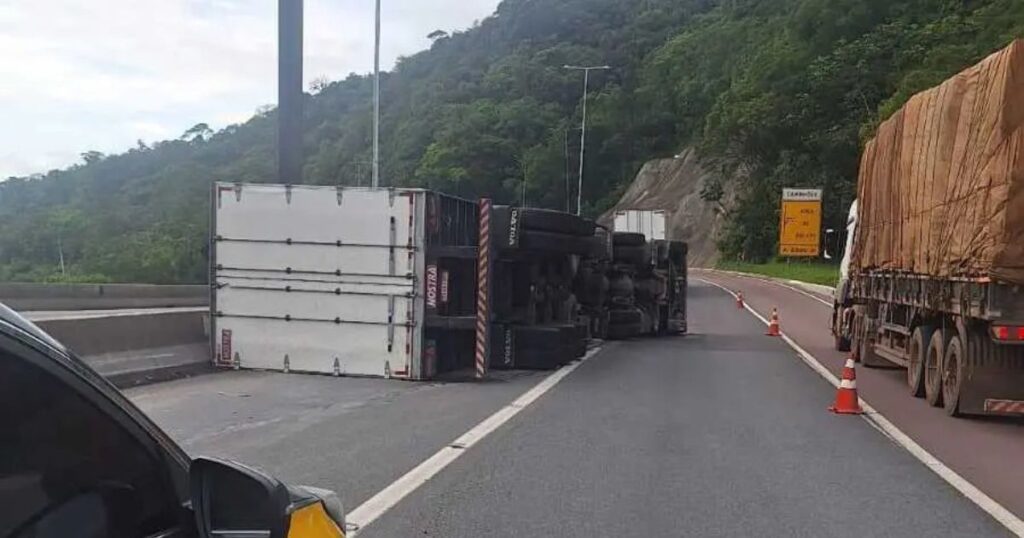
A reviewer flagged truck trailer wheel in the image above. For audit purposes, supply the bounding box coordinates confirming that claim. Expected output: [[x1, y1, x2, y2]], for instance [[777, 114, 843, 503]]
[[519, 208, 596, 237], [856, 316, 889, 368], [907, 326, 934, 398], [942, 333, 965, 417], [924, 329, 946, 407], [834, 333, 851, 352]]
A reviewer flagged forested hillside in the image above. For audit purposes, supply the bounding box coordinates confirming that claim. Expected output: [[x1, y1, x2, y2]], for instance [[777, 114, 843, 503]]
[[2, 0, 1022, 283]]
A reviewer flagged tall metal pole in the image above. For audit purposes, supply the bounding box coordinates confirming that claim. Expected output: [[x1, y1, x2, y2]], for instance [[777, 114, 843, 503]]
[[372, 0, 381, 188], [278, 0, 304, 184], [564, 65, 610, 215], [564, 128, 571, 213], [576, 68, 589, 216]]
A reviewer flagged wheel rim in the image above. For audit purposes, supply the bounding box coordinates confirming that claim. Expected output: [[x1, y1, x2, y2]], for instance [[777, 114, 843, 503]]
[[925, 337, 943, 406], [943, 338, 961, 412]]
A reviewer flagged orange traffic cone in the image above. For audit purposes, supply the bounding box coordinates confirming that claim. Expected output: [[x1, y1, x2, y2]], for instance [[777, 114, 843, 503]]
[[736, 292, 745, 309], [765, 308, 781, 336], [829, 357, 864, 415]]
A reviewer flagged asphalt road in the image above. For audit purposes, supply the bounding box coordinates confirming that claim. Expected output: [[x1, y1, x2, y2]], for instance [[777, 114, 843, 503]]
[[127, 367, 547, 512], [127, 280, 1013, 537], [696, 270, 1024, 521], [362, 281, 1008, 537]]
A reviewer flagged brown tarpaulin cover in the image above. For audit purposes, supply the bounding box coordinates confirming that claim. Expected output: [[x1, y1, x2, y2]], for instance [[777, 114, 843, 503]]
[[852, 39, 1024, 284]]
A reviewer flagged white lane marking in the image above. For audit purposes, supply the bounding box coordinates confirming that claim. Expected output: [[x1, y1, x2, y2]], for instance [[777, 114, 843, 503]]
[[696, 269, 833, 307], [695, 277, 1024, 537], [346, 346, 606, 535], [140, 352, 177, 360]]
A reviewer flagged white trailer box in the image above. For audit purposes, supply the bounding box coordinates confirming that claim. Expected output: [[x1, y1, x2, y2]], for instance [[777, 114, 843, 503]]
[[614, 209, 668, 240], [210, 183, 479, 380]]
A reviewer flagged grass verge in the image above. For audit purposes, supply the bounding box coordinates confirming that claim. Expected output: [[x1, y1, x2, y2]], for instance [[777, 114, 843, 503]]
[[714, 260, 839, 287]]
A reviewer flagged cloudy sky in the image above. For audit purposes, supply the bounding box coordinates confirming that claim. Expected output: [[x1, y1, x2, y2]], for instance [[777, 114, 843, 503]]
[[0, 0, 500, 179]]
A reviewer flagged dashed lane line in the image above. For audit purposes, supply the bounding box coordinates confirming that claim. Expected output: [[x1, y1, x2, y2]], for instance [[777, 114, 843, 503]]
[[346, 345, 607, 535]]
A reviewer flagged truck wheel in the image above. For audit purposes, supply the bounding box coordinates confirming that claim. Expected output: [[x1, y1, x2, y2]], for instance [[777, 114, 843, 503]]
[[907, 326, 933, 398], [519, 208, 596, 236], [612, 232, 646, 247], [834, 333, 851, 352], [859, 329, 888, 368], [924, 329, 946, 407], [942, 333, 965, 417], [613, 245, 648, 265]]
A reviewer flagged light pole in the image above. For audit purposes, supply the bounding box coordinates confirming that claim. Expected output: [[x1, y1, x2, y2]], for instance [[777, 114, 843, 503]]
[[372, 0, 381, 188], [563, 64, 610, 215]]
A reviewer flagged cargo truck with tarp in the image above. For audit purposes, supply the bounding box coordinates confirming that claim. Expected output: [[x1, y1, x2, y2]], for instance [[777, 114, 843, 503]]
[[831, 39, 1024, 417]]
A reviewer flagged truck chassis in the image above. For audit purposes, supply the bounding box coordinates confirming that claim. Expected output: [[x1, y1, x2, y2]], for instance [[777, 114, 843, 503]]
[[835, 272, 1024, 417]]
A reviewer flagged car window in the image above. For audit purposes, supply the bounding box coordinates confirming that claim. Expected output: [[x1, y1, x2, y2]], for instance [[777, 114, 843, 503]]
[[0, 347, 182, 538]]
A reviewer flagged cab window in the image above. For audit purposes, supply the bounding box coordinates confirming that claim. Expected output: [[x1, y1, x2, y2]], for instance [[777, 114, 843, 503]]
[[0, 346, 184, 538]]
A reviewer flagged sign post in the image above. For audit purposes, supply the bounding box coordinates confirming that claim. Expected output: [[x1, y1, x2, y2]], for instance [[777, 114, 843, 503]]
[[779, 188, 822, 257]]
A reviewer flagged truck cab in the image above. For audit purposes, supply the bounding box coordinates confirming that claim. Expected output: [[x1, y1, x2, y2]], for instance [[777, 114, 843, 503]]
[[831, 200, 858, 351], [0, 303, 347, 538]]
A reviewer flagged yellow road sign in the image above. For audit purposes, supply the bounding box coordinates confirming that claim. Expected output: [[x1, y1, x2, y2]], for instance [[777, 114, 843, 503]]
[[779, 189, 822, 257]]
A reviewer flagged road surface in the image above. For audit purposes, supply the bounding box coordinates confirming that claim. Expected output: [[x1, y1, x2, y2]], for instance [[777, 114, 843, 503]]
[[696, 269, 1024, 522], [129, 280, 1013, 537]]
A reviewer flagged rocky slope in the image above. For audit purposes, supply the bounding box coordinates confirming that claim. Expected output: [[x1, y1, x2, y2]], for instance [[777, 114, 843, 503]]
[[601, 148, 727, 267]]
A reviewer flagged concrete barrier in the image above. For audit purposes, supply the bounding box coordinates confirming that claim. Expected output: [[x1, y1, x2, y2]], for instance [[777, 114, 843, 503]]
[[35, 310, 208, 356], [29, 309, 213, 388], [0, 283, 208, 311]]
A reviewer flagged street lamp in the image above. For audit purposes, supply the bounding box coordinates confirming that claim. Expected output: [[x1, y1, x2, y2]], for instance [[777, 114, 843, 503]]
[[372, 0, 382, 189], [563, 64, 610, 215]]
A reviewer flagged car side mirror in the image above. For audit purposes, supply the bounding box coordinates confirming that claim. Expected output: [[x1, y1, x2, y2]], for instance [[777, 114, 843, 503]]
[[823, 229, 836, 260], [190, 457, 291, 538]]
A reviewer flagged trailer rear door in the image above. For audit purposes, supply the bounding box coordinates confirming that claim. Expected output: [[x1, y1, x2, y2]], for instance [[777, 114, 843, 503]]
[[614, 210, 668, 240], [212, 184, 420, 378]]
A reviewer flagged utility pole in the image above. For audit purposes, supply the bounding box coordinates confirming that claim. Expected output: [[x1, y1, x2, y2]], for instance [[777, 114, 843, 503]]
[[278, 0, 304, 184], [372, 0, 381, 188], [563, 65, 610, 215]]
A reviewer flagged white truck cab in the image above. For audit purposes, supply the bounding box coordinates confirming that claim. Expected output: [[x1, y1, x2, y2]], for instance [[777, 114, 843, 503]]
[[831, 200, 858, 351]]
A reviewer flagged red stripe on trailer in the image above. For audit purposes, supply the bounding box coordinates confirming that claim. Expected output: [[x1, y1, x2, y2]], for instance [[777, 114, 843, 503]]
[[475, 199, 493, 379], [984, 399, 1024, 414]]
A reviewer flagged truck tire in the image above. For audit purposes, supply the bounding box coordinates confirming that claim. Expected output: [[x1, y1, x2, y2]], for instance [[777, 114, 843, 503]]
[[908, 326, 934, 398], [925, 329, 946, 407], [518, 208, 596, 236], [586, 235, 611, 260], [857, 316, 890, 368], [668, 241, 687, 266], [834, 333, 851, 352], [612, 232, 646, 247], [943, 332, 965, 417], [518, 230, 591, 255], [613, 245, 648, 265]]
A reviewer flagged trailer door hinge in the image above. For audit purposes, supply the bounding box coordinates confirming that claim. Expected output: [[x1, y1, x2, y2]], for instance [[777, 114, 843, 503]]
[[388, 217, 397, 276], [387, 296, 396, 352]]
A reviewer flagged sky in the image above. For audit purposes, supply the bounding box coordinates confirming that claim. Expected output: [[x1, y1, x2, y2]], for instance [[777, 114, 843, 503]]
[[0, 0, 501, 179]]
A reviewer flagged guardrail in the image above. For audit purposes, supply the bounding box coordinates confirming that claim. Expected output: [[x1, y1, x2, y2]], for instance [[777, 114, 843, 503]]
[[0, 283, 208, 311]]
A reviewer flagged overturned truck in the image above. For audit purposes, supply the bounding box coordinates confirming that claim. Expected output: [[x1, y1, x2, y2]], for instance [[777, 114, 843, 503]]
[[211, 184, 686, 380]]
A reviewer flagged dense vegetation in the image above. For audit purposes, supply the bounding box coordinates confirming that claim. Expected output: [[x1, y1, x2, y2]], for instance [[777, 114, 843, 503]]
[[2, 0, 1022, 282]]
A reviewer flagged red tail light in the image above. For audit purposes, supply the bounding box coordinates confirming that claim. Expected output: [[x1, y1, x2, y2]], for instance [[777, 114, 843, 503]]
[[991, 326, 1024, 341]]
